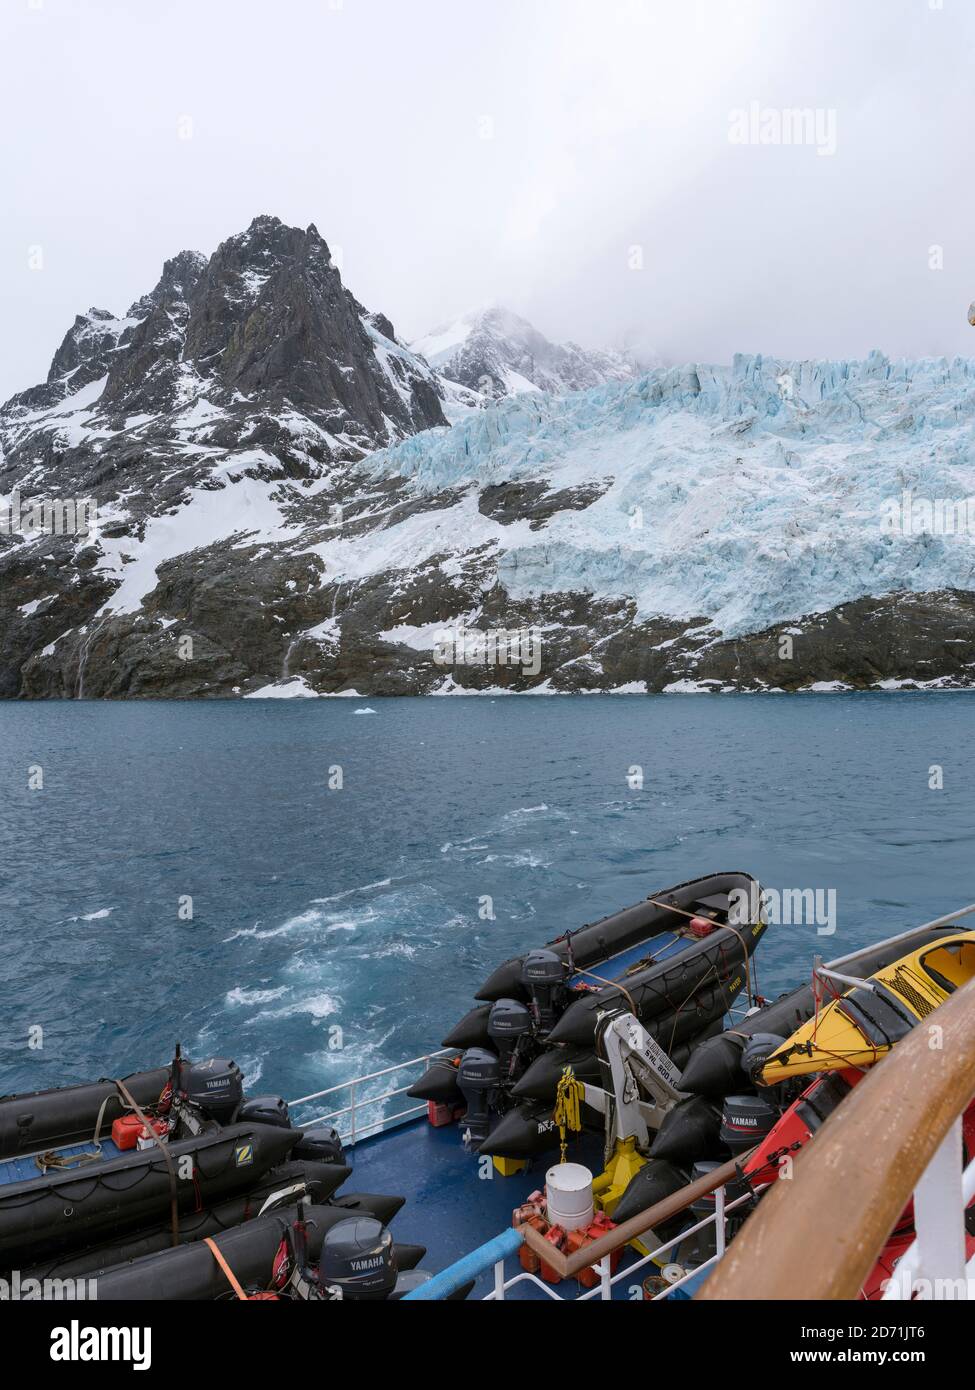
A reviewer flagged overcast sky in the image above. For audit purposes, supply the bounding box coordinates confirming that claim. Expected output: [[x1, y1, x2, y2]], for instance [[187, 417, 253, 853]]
[[2, 0, 974, 401]]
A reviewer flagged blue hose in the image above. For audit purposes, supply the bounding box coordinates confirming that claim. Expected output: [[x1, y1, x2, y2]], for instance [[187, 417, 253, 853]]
[[402, 1227, 524, 1301]]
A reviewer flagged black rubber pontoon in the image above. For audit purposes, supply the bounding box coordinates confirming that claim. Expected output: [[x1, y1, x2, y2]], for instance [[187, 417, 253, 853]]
[[0, 1122, 299, 1265]]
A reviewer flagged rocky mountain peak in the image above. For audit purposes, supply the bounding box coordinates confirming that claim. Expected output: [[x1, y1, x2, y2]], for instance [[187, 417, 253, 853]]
[[1, 212, 451, 524], [171, 217, 441, 432], [8, 213, 447, 439], [412, 304, 640, 399], [214, 214, 330, 274], [126, 249, 207, 320], [47, 307, 131, 383]]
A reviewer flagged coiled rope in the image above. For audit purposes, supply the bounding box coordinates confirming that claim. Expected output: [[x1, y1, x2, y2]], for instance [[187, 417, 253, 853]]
[[554, 1066, 585, 1164]]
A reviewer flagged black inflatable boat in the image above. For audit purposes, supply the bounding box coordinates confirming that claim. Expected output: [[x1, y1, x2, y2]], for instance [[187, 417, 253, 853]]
[[603, 918, 975, 1251], [0, 1068, 170, 1160], [84, 1203, 470, 1301], [14, 1161, 372, 1281], [412, 873, 766, 1160], [0, 1048, 346, 1270], [0, 1121, 301, 1265]]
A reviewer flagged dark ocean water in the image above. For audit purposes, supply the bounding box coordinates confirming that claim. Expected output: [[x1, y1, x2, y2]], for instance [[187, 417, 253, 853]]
[[1, 694, 973, 1104]]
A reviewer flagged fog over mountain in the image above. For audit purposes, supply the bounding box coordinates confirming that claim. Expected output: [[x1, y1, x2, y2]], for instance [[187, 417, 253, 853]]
[[2, 0, 975, 404]]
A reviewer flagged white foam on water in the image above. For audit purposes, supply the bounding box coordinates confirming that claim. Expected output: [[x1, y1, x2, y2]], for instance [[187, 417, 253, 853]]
[[310, 877, 395, 905], [225, 986, 289, 1006], [246, 991, 343, 1026]]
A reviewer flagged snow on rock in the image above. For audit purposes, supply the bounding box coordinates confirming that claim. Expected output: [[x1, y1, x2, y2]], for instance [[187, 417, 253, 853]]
[[308, 490, 530, 585], [412, 304, 639, 400], [17, 595, 57, 617], [244, 676, 322, 698], [96, 477, 298, 616], [303, 617, 341, 645], [4, 214, 975, 699]]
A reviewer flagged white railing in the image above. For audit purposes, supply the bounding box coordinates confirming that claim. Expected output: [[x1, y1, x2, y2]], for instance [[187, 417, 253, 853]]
[[486, 1181, 756, 1301], [882, 1120, 975, 1300], [288, 1048, 451, 1146]]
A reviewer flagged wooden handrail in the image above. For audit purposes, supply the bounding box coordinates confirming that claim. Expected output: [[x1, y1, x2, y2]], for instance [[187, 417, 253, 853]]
[[698, 973, 975, 1300], [515, 1151, 751, 1280]]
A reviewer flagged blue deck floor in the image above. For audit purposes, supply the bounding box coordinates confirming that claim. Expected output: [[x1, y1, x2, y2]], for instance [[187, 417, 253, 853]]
[[571, 929, 684, 986], [0, 1137, 122, 1185], [345, 1115, 685, 1301]]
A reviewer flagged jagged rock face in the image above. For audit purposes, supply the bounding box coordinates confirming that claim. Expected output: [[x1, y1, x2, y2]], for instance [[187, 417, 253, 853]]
[[88, 218, 448, 439], [97, 251, 207, 416], [176, 218, 443, 435], [412, 305, 638, 398], [5, 309, 137, 416], [48, 308, 131, 383], [2, 231, 974, 701], [1, 216, 446, 502]]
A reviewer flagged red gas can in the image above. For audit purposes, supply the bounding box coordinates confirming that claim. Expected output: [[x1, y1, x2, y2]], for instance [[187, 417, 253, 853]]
[[111, 1115, 145, 1150]]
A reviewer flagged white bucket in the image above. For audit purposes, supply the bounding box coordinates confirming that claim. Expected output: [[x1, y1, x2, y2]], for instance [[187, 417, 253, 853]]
[[545, 1162, 594, 1232]]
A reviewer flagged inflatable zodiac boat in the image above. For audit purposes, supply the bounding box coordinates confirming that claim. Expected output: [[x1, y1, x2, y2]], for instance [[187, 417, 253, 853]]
[[410, 873, 767, 1161], [0, 1048, 353, 1275], [85, 1203, 466, 1301], [606, 922, 975, 1290]]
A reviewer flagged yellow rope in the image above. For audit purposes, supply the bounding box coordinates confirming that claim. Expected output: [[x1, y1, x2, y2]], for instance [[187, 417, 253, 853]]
[[554, 1065, 585, 1164]]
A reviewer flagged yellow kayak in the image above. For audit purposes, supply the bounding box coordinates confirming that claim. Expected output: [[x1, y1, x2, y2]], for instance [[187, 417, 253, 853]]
[[761, 932, 975, 1082]]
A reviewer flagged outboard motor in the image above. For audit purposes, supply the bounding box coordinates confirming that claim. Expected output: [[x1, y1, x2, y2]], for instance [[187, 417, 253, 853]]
[[487, 999, 533, 1083], [679, 1160, 724, 1268], [293, 1125, 344, 1165], [238, 1095, 291, 1129], [719, 1093, 781, 1158], [522, 950, 571, 1034], [458, 1047, 502, 1145], [320, 1218, 397, 1301], [388, 1270, 433, 1299], [176, 1057, 244, 1124], [741, 1033, 788, 1088]]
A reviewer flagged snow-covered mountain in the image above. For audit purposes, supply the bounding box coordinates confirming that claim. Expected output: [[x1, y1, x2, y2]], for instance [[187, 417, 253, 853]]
[[4, 216, 447, 470], [412, 304, 639, 399], [2, 216, 974, 699]]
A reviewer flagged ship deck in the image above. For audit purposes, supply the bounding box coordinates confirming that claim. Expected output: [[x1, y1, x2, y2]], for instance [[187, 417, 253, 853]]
[[344, 1113, 702, 1300]]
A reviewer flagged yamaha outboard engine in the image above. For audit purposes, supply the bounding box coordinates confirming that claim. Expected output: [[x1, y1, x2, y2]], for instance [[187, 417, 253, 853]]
[[237, 1095, 291, 1129], [458, 1047, 502, 1145], [487, 998, 532, 1083], [319, 1217, 397, 1301], [177, 1057, 244, 1124], [522, 950, 571, 1034], [719, 1093, 781, 1158]]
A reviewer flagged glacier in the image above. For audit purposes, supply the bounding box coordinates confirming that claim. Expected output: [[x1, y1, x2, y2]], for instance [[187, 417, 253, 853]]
[[367, 351, 975, 637]]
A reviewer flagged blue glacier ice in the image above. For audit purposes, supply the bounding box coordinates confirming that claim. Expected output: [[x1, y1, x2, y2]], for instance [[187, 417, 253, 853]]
[[367, 353, 975, 636]]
